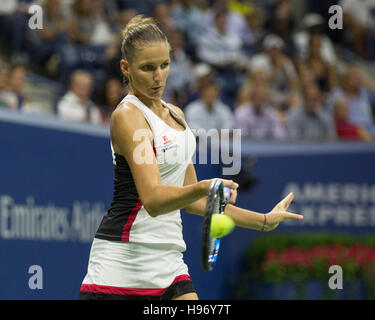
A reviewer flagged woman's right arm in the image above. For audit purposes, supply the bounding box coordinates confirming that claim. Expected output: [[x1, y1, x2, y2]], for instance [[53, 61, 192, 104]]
[[110, 104, 238, 217]]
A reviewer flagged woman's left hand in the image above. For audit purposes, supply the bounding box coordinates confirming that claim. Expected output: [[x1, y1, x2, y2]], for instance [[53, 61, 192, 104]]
[[262, 192, 303, 232]]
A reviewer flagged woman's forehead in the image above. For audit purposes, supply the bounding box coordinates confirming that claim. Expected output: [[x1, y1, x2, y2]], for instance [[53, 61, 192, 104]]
[[133, 42, 170, 64]]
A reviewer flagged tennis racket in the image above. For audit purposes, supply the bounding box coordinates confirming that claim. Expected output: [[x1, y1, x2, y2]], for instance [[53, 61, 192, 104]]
[[201, 179, 231, 272]]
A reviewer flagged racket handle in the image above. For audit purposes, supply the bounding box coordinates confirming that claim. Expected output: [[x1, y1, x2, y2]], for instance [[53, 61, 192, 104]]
[[223, 186, 231, 203]]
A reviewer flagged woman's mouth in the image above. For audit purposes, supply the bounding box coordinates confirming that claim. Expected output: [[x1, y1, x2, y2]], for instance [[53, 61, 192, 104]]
[[151, 86, 162, 93]]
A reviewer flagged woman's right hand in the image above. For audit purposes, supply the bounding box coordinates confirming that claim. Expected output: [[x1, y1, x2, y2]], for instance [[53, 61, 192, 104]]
[[200, 179, 239, 204]]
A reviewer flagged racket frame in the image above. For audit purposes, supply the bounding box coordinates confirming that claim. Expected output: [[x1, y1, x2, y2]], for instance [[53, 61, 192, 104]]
[[201, 179, 228, 271]]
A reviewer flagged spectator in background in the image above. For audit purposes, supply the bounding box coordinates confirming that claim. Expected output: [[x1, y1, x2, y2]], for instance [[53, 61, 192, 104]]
[[0, 64, 27, 110], [0, 0, 19, 57], [297, 33, 338, 95], [241, 4, 266, 54], [116, 8, 138, 34], [165, 28, 195, 108], [0, 63, 10, 108], [186, 63, 214, 105], [95, 77, 126, 123], [204, 0, 247, 43], [235, 84, 285, 140], [170, 0, 207, 47], [103, 8, 138, 82], [197, 8, 246, 69], [333, 96, 373, 142], [266, 0, 295, 48], [28, 0, 69, 75], [236, 69, 270, 107], [151, 2, 175, 36], [68, 0, 114, 46], [340, 0, 375, 59], [57, 70, 102, 124], [286, 84, 336, 141], [197, 8, 247, 108], [184, 81, 235, 133], [248, 34, 299, 93], [248, 34, 300, 118], [327, 65, 375, 136], [0, 0, 31, 61], [293, 13, 337, 66]]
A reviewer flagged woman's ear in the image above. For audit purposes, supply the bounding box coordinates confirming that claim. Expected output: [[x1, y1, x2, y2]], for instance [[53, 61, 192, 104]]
[[120, 59, 129, 78]]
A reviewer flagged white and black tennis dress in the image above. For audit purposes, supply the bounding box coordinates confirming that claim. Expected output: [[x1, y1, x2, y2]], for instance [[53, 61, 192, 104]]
[[79, 94, 197, 300]]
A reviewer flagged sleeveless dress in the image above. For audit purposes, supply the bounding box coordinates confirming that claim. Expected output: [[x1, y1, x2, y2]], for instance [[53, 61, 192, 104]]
[[79, 94, 197, 300]]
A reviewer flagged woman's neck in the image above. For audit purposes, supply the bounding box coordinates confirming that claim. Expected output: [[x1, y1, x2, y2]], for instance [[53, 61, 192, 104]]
[[129, 87, 163, 110]]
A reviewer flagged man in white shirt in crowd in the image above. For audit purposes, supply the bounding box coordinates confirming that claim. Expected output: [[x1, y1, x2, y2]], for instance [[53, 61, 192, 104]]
[[235, 84, 286, 140], [57, 69, 102, 124], [185, 81, 235, 135]]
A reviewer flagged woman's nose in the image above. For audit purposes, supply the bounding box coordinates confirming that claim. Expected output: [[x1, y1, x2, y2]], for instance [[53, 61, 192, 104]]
[[153, 68, 162, 81]]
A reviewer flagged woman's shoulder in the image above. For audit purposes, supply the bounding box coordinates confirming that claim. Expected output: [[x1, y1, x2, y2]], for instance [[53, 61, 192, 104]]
[[112, 100, 143, 119], [110, 100, 149, 131], [167, 102, 185, 119]]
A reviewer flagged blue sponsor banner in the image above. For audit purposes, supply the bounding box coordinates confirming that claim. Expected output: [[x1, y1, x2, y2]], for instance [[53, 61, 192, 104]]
[[1, 109, 375, 299]]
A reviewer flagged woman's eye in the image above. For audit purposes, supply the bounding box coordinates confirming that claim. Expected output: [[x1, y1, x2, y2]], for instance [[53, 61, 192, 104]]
[[141, 65, 154, 71]]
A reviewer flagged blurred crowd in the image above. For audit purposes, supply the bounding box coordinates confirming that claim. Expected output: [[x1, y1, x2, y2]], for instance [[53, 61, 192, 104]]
[[0, 0, 375, 142]]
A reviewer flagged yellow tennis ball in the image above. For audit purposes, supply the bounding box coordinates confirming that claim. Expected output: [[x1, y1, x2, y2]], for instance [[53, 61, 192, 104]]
[[210, 214, 235, 238]]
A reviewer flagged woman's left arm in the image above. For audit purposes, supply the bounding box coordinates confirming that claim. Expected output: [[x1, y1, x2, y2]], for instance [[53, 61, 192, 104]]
[[182, 162, 303, 231], [175, 104, 303, 231]]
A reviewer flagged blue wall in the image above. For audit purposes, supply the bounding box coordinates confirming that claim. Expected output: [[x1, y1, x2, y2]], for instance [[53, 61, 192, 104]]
[[1, 109, 375, 299]]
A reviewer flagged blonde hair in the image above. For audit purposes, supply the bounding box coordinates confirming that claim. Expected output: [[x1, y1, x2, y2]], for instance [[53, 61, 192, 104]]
[[121, 15, 169, 62]]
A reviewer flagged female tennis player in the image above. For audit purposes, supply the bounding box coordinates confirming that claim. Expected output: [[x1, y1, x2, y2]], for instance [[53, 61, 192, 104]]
[[79, 15, 303, 300]]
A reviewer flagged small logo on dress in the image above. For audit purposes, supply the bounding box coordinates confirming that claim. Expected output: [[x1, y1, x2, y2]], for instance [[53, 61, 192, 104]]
[[162, 135, 172, 145]]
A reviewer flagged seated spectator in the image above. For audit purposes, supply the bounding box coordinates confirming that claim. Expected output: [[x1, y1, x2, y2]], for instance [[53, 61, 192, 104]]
[[151, 2, 176, 36], [297, 33, 338, 94], [241, 4, 266, 54], [116, 8, 138, 34], [0, 64, 27, 110], [333, 96, 373, 142], [0, 0, 30, 61], [327, 65, 375, 135], [170, 0, 208, 47], [204, 0, 247, 43], [197, 8, 247, 108], [164, 28, 195, 108], [56, 0, 113, 85], [237, 69, 273, 112], [293, 13, 337, 66], [68, 0, 114, 46], [265, 0, 295, 47], [95, 77, 126, 123], [28, 0, 70, 74], [340, 0, 375, 59], [248, 34, 300, 115], [0, 63, 10, 108], [235, 85, 285, 140], [185, 63, 214, 105], [197, 8, 246, 70], [286, 84, 336, 141], [249, 34, 299, 91], [104, 8, 138, 82], [57, 70, 102, 124], [184, 81, 235, 134]]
